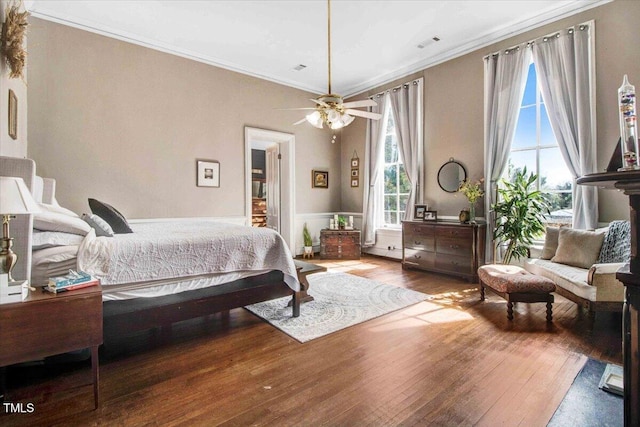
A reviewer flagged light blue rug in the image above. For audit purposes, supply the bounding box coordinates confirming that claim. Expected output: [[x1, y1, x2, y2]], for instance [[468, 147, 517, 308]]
[[245, 272, 430, 342]]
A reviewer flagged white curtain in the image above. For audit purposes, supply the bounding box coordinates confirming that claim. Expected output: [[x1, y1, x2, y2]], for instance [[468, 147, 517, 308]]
[[483, 46, 532, 262], [362, 92, 390, 247], [532, 23, 597, 229], [389, 78, 424, 221]]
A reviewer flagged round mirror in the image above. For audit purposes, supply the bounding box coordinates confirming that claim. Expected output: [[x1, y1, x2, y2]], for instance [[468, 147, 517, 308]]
[[437, 158, 467, 193]]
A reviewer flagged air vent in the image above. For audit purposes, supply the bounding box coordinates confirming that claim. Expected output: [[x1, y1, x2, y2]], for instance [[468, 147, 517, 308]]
[[417, 36, 441, 49], [293, 64, 307, 71]]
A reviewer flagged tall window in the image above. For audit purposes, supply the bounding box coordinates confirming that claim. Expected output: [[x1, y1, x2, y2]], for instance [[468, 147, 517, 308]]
[[383, 110, 410, 226], [505, 62, 573, 226]]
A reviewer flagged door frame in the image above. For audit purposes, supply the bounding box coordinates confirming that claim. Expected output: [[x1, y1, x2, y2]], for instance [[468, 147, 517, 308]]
[[244, 126, 296, 251]]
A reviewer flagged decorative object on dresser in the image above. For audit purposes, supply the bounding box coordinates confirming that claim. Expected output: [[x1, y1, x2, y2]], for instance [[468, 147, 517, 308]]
[[414, 204, 426, 220], [423, 210, 437, 222], [0, 177, 40, 282], [196, 159, 220, 187], [320, 229, 361, 260], [402, 220, 486, 282]]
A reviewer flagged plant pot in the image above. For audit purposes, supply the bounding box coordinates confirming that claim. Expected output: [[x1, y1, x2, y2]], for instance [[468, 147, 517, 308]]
[[303, 246, 313, 259]]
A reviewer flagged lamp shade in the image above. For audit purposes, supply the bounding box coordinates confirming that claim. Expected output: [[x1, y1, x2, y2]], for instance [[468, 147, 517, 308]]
[[0, 177, 40, 215]]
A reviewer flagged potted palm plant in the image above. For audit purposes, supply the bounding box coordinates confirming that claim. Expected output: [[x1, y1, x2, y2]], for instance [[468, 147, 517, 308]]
[[302, 223, 313, 258], [492, 167, 550, 264]]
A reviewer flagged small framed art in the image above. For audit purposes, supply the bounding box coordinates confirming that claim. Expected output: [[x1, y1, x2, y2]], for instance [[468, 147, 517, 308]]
[[414, 204, 427, 220], [312, 170, 329, 188], [8, 89, 17, 140], [351, 179, 359, 187], [424, 210, 438, 221], [351, 169, 359, 177], [351, 158, 359, 168], [197, 160, 220, 187]]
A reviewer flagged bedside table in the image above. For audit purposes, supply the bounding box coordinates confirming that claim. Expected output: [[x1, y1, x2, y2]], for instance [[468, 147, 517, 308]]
[[0, 285, 103, 409]]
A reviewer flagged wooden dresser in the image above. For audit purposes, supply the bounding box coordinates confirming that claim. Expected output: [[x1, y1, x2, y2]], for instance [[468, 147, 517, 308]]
[[402, 220, 485, 282], [320, 229, 361, 260]]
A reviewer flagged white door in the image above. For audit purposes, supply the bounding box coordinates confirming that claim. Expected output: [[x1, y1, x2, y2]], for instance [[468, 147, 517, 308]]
[[265, 144, 280, 231]]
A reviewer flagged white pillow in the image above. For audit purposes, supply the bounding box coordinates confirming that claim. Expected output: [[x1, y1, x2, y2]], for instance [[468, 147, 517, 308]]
[[82, 213, 114, 237], [34, 211, 91, 236], [32, 231, 85, 250], [39, 202, 79, 218]]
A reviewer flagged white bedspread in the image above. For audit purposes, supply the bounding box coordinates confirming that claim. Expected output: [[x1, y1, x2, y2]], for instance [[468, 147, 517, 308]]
[[77, 221, 299, 291]]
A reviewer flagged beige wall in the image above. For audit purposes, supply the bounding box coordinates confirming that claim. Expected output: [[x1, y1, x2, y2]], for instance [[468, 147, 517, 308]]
[[0, 0, 28, 158], [27, 18, 341, 218], [342, 0, 639, 223]]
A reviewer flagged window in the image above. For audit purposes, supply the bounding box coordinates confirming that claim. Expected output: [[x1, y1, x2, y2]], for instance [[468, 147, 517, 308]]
[[505, 62, 573, 226], [382, 109, 410, 226]]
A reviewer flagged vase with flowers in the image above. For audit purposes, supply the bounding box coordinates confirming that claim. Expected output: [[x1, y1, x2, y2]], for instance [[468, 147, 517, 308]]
[[458, 178, 484, 223]]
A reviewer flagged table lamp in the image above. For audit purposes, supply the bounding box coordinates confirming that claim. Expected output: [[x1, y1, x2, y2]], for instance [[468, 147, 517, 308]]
[[0, 177, 39, 282]]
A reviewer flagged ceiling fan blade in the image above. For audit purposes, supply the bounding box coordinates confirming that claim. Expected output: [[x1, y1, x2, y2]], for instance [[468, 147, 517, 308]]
[[342, 99, 377, 108], [311, 98, 329, 108], [277, 107, 317, 111], [345, 109, 383, 120], [293, 118, 308, 125]]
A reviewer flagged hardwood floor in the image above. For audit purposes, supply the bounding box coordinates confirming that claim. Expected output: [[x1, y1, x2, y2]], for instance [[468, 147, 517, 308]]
[[1, 255, 622, 426]]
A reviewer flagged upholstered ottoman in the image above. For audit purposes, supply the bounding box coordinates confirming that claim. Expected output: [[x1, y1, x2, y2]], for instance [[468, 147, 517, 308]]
[[478, 264, 556, 322]]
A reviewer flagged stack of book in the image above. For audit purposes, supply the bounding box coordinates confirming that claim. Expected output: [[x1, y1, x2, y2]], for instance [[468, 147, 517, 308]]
[[46, 270, 99, 294]]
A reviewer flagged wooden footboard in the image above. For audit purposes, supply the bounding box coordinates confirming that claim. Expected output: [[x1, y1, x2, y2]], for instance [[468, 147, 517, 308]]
[[103, 271, 298, 336]]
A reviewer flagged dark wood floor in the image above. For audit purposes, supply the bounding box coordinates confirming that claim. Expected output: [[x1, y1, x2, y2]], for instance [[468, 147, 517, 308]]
[[1, 255, 622, 426]]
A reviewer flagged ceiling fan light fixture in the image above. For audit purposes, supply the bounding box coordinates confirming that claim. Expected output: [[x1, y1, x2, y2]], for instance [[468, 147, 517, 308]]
[[306, 110, 324, 128]]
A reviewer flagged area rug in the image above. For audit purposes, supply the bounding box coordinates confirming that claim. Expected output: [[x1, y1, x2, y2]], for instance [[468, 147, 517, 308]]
[[548, 358, 623, 426], [244, 272, 430, 343]]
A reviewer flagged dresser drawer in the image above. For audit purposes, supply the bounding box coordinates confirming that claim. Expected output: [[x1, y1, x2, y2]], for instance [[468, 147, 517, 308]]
[[437, 236, 472, 257], [436, 226, 473, 240], [404, 232, 435, 251], [403, 249, 436, 269], [435, 253, 472, 274]]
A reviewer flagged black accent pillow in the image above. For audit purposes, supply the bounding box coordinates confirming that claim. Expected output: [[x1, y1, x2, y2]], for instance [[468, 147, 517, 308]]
[[88, 198, 133, 234]]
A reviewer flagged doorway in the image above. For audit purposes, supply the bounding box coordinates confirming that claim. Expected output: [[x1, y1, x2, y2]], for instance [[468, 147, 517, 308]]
[[244, 127, 295, 251]]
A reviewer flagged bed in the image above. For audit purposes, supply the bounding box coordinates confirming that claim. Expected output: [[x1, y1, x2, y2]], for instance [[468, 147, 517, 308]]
[[0, 156, 301, 336]]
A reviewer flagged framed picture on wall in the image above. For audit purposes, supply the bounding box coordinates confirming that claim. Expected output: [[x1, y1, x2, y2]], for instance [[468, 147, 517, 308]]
[[8, 89, 17, 140], [312, 170, 329, 188], [197, 160, 220, 187], [351, 179, 359, 187], [351, 169, 359, 177]]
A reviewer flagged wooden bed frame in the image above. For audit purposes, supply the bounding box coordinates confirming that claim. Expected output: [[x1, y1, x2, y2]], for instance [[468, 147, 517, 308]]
[[103, 271, 299, 336], [0, 156, 300, 337]]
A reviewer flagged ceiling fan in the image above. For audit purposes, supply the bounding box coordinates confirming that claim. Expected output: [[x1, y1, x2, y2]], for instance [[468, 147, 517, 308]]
[[288, 0, 382, 130]]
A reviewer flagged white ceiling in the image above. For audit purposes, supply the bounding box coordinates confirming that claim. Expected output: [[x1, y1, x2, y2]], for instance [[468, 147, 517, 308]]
[[28, 0, 609, 97]]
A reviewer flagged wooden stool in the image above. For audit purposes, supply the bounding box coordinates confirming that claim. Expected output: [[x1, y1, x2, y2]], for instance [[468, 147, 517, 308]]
[[478, 264, 555, 322]]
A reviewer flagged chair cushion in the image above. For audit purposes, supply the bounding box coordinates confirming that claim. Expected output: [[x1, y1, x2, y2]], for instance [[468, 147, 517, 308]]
[[478, 264, 555, 294]]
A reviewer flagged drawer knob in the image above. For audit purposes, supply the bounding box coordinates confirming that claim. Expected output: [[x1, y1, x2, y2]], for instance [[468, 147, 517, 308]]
[[414, 255, 421, 259], [414, 240, 421, 245], [449, 244, 459, 249]]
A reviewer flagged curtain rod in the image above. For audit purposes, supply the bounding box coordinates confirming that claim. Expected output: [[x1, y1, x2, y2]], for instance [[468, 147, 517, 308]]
[[483, 21, 591, 60], [369, 78, 422, 100]]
